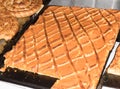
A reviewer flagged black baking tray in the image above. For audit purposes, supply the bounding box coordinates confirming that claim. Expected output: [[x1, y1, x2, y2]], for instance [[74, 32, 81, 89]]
[[103, 73, 120, 88], [0, 67, 57, 89]]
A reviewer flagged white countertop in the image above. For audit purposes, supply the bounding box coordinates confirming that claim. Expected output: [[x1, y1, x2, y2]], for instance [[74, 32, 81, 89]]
[[0, 81, 32, 89], [0, 80, 117, 89]]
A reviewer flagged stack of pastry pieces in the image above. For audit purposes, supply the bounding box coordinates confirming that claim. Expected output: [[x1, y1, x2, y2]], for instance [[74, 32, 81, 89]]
[[1, 4, 120, 89], [0, 0, 43, 53]]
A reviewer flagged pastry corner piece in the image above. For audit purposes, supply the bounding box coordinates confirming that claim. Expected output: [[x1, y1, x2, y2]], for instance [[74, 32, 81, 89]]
[[108, 44, 120, 75], [1, 6, 120, 89]]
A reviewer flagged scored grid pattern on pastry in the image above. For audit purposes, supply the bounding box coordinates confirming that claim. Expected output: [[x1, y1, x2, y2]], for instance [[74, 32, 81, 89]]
[[3, 6, 120, 89]]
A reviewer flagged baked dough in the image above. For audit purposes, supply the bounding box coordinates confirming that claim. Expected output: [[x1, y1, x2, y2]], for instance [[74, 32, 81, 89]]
[[1, 6, 120, 89], [108, 45, 120, 75], [0, 3, 19, 40], [3, 0, 43, 18]]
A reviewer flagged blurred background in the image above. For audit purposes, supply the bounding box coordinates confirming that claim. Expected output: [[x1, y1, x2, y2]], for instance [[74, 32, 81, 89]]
[[48, 0, 120, 9]]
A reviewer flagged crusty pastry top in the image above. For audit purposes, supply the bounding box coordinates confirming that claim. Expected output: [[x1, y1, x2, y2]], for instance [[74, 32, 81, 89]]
[[2, 6, 120, 89], [3, 0, 43, 18]]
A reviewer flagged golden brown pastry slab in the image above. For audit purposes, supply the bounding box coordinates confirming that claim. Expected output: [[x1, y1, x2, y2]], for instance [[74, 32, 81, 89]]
[[2, 6, 120, 89]]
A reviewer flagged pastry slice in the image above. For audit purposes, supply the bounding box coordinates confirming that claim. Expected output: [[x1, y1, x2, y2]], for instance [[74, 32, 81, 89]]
[[1, 6, 120, 89], [0, 0, 43, 53], [108, 45, 120, 75]]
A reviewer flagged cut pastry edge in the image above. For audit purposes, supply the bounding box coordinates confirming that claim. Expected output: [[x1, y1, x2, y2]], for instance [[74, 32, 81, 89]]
[[107, 46, 120, 76]]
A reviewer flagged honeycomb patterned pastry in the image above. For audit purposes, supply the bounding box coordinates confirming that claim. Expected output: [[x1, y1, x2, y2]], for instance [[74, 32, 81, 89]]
[[2, 6, 120, 89]]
